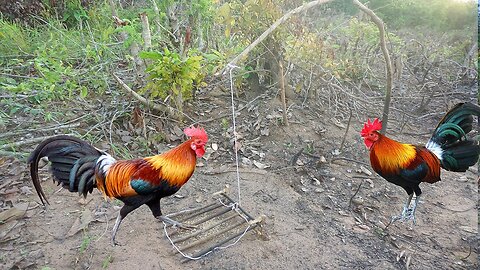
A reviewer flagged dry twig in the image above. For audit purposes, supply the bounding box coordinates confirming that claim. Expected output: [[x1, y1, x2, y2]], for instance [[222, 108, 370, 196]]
[[222, 0, 333, 74], [353, 0, 393, 134], [112, 73, 170, 114]]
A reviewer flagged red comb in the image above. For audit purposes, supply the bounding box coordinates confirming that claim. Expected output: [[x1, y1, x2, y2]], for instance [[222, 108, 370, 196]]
[[360, 118, 382, 136], [184, 126, 208, 142]]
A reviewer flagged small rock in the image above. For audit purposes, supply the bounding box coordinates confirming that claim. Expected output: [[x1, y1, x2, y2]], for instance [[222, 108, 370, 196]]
[[241, 157, 252, 165], [319, 156, 327, 163], [332, 149, 341, 156], [20, 186, 33, 195], [314, 188, 325, 193], [211, 143, 218, 151], [301, 187, 309, 193], [352, 197, 364, 205]]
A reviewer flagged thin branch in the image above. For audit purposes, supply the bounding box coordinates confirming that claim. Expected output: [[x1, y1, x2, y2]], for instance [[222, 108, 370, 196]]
[[150, 0, 163, 35], [353, 0, 393, 134], [0, 122, 81, 139], [221, 0, 333, 74], [339, 108, 353, 151], [112, 73, 170, 114], [349, 181, 363, 208], [0, 135, 66, 150], [140, 12, 152, 50], [0, 150, 29, 159], [279, 58, 289, 126]]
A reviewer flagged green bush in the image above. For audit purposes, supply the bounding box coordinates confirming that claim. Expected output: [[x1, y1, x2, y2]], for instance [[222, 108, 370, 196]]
[[140, 48, 205, 102]]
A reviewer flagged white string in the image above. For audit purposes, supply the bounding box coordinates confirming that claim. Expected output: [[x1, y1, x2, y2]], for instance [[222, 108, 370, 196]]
[[228, 64, 242, 206]]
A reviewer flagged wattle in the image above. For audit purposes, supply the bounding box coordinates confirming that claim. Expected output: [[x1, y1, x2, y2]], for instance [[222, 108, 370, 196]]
[[195, 147, 205, 158], [364, 138, 374, 149]]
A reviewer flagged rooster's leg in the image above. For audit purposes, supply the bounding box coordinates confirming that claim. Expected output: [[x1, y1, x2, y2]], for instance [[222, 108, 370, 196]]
[[391, 193, 414, 223], [111, 213, 123, 246], [111, 204, 139, 246], [408, 194, 421, 224], [400, 193, 414, 219]]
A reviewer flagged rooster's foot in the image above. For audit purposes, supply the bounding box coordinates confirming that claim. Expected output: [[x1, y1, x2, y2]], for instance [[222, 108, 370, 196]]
[[158, 216, 196, 229], [111, 239, 122, 247], [390, 208, 417, 224]]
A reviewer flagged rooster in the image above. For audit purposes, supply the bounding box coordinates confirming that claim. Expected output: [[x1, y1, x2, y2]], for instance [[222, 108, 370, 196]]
[[361, 103, 480, 222], [28, 126, 208, 245]]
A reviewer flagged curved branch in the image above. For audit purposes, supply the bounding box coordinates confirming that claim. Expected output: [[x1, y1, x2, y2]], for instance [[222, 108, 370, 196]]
[[112, 73, 170, 114], [353, 0, 393, 134], [221, 0, 334, 74]]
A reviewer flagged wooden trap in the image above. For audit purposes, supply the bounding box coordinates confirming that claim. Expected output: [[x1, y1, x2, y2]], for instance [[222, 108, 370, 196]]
[[163, 188, 264, 260]]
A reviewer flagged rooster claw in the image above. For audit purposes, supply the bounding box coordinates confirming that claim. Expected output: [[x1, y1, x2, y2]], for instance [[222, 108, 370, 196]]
[[390, 208, 416, 224], [111, 240, 122, 247]]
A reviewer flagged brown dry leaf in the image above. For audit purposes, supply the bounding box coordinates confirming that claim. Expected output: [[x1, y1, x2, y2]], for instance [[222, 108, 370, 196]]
[[234, 140, 243, 152], [66, 208, 94, 237], [0, 203, 28, 223], [172, 125, 184, 137], [253, 160, 269, 169], [0, 157, 7, 166]]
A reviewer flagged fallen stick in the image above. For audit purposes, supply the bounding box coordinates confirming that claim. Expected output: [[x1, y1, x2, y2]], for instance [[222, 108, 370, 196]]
[[112, 73, 170, 114]]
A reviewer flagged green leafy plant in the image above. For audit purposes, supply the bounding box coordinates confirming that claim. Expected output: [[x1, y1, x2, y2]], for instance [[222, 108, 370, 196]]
[[102, 254, 113, 269], [63, 0, 90, 28], [79, 230, 91, 253], [140, 48, 205, 116]]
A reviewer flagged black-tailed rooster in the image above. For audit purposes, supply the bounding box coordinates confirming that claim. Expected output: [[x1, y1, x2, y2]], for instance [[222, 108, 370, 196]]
[[361, 103, 480, 222], [29, 126, 208, 245]]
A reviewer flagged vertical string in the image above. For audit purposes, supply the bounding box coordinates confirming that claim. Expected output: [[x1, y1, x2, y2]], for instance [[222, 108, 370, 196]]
[[228, 64, 241, 206]]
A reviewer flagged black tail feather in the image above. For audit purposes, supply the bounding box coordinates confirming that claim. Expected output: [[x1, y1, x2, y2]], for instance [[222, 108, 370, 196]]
[[428, 103, 480, 172], [28, 135, 103, 205], [441, 140, 480, 172]]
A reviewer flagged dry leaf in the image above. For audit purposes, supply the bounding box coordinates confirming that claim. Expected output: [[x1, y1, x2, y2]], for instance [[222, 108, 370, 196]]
[[253, 160, 269, 169], [66, 209, 93, 237], [0, 205, 27, 223], [333, 119, 345, 129]]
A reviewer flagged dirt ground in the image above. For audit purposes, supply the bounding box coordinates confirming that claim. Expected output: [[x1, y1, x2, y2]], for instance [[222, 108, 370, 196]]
[[0, 91, 478, 270]]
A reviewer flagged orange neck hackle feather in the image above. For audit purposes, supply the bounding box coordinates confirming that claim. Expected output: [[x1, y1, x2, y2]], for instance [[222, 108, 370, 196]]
[[145, 139, 197, 187], [97, 139, 198, 199], [370, 134, 416, 174]]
